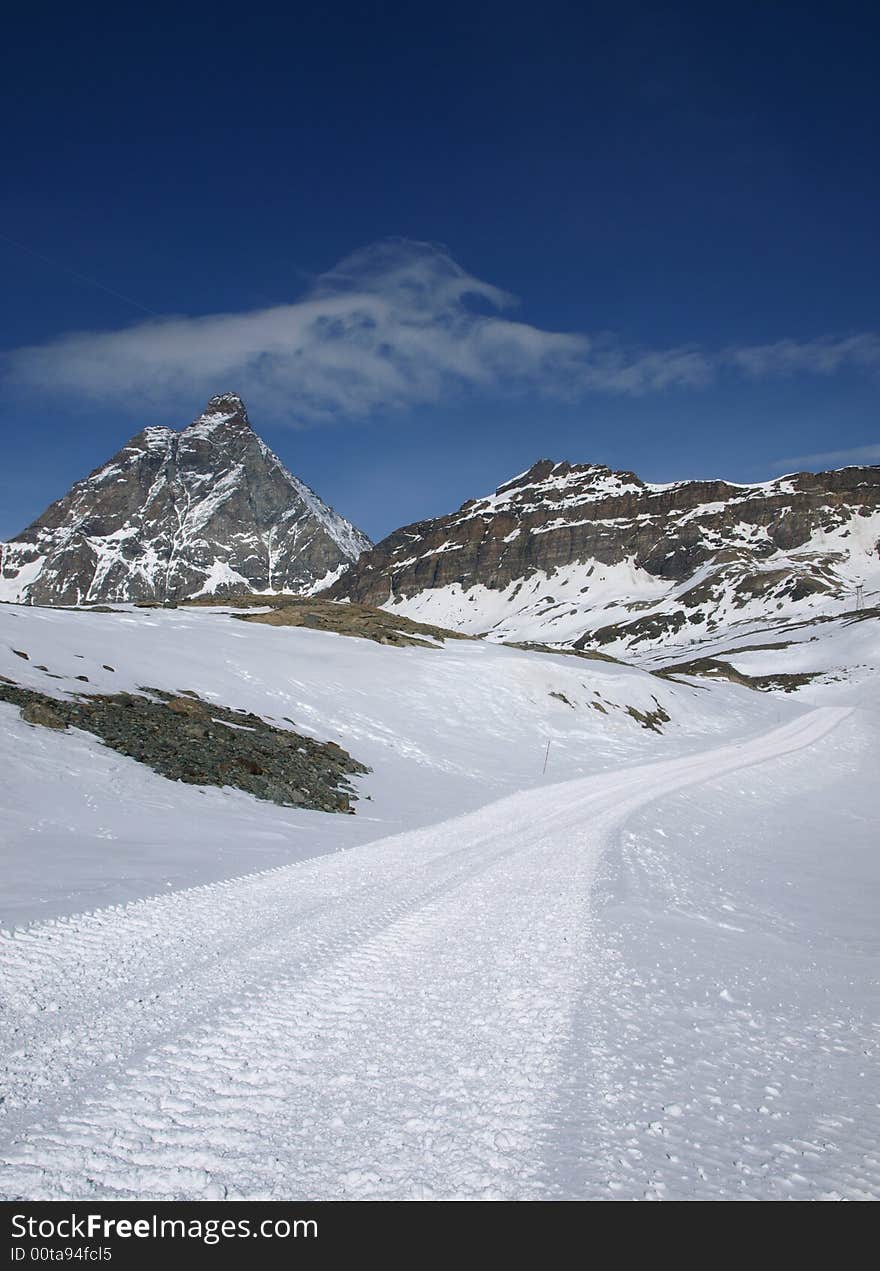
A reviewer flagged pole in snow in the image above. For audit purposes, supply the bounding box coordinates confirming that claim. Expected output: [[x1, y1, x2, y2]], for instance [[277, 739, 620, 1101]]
[[542, 739, 551, 775]]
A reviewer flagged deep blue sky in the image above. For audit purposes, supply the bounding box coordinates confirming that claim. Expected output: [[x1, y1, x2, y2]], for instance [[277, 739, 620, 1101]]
[[2, 0, 878, 541]]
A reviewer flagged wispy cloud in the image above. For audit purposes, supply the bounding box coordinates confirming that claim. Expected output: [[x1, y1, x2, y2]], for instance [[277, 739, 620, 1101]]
[[3, 238, 879, 425], [773, 442, 880, 472], [725, 334, 880, 378]]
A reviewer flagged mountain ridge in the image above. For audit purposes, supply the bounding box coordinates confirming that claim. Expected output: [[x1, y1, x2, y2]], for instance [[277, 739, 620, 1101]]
[[327, 456, 880, 657]]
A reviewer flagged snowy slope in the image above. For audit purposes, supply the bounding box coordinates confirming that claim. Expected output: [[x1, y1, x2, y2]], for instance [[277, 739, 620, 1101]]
[[0, 394, 370, 605], [2, 703, 877, 1200], [0, 602, 780, 925], [385, 545, 880, 656], [1, 603, 877, 1201], [633, 606, 880, 704], [708, 610, 880, 704]]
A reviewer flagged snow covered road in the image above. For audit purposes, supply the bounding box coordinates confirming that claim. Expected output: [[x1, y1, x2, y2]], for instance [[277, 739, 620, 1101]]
[[1, 705, 871, 1200]]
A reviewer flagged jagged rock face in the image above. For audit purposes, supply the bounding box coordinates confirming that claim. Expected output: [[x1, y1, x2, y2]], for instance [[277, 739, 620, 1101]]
[[0, 394, 371, 606], [329, 459, 880, 653]]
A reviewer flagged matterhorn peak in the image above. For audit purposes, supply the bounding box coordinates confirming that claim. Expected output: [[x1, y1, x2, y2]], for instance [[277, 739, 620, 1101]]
[[0, 395, 371, 606], [186, 392, 252, 438], [203, 391, 248, 416]]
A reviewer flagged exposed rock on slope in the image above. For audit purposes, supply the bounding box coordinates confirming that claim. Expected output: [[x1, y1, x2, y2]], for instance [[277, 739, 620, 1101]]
[[328, 458, 880, 655], [0, 679, 368, 811], [184, 595, 471, 648], [0, 394, 370, 606], [238, 600, 469, 648]]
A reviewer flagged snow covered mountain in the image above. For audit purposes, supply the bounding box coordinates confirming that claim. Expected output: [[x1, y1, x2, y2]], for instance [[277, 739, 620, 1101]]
[[0, 393, 370, 605], [329, 458, 880, 658]]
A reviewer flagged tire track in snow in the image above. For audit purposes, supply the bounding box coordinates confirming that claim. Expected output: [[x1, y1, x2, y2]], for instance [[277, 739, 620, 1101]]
[[542, 707, 880, 1200], [0, 708, 849, 1199]]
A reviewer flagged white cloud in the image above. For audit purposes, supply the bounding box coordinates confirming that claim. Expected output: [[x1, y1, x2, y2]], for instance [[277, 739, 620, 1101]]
[[725, 334, 880, 378], [773, 442, 880, 472], [3, 238, 879, 425]]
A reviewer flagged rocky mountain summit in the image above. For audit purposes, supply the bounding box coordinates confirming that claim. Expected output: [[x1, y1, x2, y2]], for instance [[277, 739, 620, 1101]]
[[0, 394, 370, 606], [329, 458, 880, 656]]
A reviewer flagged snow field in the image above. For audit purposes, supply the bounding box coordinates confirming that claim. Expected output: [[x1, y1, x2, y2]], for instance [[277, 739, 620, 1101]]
[[1, 603, 876, 1201], [0, 706, 860, 1200], [0, 603, 785, 925]]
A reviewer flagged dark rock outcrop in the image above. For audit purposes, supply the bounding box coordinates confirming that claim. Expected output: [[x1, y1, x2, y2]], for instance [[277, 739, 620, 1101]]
[[1, 680, 368, 811]]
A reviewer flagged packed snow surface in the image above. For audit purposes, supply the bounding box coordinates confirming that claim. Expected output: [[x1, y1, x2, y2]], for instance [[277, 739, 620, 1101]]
[[0, 605, 877, 1200]]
